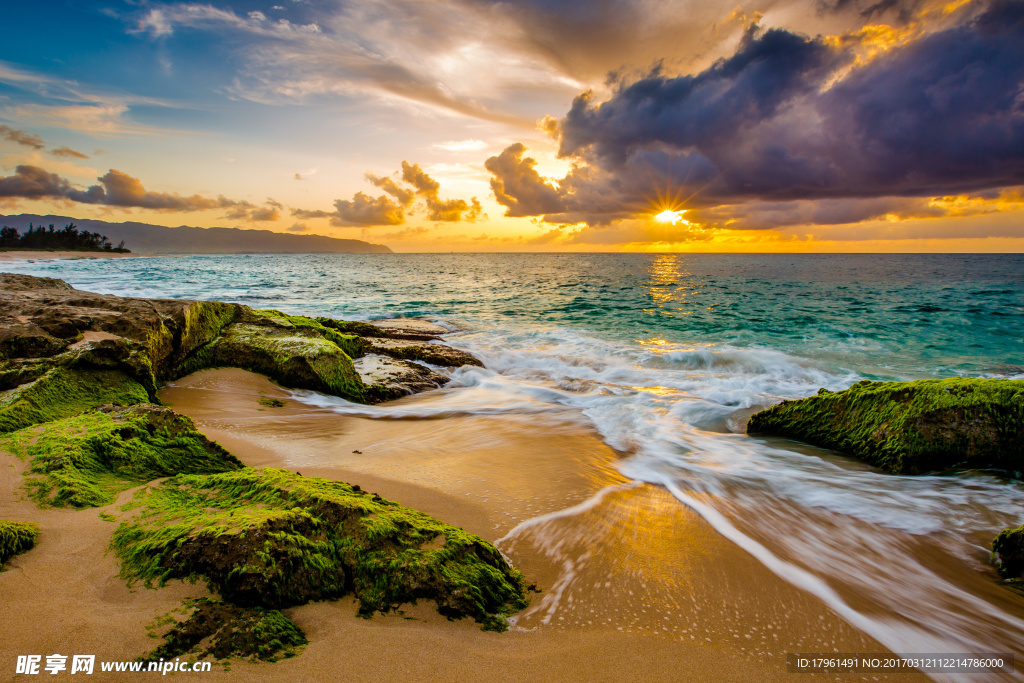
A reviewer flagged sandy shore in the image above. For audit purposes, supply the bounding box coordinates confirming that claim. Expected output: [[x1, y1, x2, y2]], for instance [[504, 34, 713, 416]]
[[0, 250, 139, 262], [0, 368, 923, 681]]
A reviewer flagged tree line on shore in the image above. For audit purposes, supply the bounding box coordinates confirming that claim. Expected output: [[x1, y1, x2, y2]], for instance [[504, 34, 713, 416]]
[[0, 223, 130, 253]]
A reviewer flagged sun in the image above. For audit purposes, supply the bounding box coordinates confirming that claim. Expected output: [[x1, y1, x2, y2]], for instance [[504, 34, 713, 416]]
[[653, 209, 685, 225]]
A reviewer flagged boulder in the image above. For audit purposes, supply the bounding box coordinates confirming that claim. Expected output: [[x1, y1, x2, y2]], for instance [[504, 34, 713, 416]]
[[747, 378, 1024, 474], [112, 468, 529, 631], [993, 525, 1024, 579], [354, 355, 449, 402]]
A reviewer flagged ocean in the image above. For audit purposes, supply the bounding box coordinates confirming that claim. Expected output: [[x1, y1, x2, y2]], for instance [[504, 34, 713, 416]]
[[5, 252, 1024, 662]]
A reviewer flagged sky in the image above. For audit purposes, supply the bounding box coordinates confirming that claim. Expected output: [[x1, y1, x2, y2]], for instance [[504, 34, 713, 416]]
[[0, 0, 1022, 252]]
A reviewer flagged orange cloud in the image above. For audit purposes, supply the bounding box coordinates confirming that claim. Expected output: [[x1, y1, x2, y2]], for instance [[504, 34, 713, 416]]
[[295, 161, 483, 227]]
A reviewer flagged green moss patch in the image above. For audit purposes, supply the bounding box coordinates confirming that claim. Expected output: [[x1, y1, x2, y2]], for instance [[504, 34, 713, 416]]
[[0, 366, 150, 434], [0, 357, 54, 392], [172, 302, 239, 369], [112, 468, 528, 630], [175, 323, 367, 403], [747, 378, 1024, 474], [0, 520, 39, 566], [246, 309, 369, 360], [1, 404, 243, 508], [315, 317, 391, 340], [143, 598, 306, 663]]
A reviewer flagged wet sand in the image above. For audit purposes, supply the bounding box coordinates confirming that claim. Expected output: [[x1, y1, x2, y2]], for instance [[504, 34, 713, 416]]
[[0, 368, 921, 681]]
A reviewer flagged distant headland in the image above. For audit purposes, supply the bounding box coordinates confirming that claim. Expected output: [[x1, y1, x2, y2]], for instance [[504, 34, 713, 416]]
[[0, 215, 392, 255]]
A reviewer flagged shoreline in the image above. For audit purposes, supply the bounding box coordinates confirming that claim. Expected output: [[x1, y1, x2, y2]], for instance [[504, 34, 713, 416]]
[[155, 368, 901, 680], [0, 250, 139, 261]]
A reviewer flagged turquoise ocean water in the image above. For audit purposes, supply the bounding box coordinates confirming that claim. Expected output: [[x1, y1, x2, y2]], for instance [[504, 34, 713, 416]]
[[4, 253, 1024, 664]]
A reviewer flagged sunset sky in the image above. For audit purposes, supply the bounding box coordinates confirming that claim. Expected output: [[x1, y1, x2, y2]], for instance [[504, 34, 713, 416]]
[[1, 0, 1023, 252]]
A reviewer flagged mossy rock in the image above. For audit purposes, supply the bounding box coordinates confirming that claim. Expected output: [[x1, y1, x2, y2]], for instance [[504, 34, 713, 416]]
[[2, 276, 477, 408], [0, 366, 150, 434], [176, 323, 367, 403], [315, 317, 390, 340], [244, 309, 370, 360], [66, 338, 159, 397], [112, 468, 529, 630], [354, 356, 449, 403], [0, 357, 56, 392], [747, 378, 1024, 474], [0, 520, 39, 566], [993, 525, 1024, 579], [0, 325, 71, 360], [0, 404, 243, 508], [163, 301, 239, 372], [143, 598, 306, 663]]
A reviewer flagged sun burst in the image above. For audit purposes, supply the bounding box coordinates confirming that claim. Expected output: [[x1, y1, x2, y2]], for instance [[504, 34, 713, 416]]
[[654, 209, 686, 225]]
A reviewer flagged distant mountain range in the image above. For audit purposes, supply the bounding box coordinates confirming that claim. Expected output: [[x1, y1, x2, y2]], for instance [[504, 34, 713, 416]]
[[0, 215, 392, 254]]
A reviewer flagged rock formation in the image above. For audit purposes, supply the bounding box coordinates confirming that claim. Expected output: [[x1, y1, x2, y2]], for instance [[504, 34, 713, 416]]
[[0, 273, 527, 663]]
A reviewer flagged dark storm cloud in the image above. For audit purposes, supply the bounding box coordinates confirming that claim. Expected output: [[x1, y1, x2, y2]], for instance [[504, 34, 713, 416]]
[[488, 0, 1024, 225], [556, 28, 838, 166], [817, 0, 921, 20]]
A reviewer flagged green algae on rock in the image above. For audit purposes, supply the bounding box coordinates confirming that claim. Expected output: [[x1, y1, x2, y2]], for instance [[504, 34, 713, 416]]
[[112, 468, 529, 631], [747, 378, 1024, 474], [0, 520, 39, 567], [1, 404, 243, 508], [143, 598, 306, 663], [244, 309, 370, 360], [0, 366, 150, 434], [175, 322, 367, 403]]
